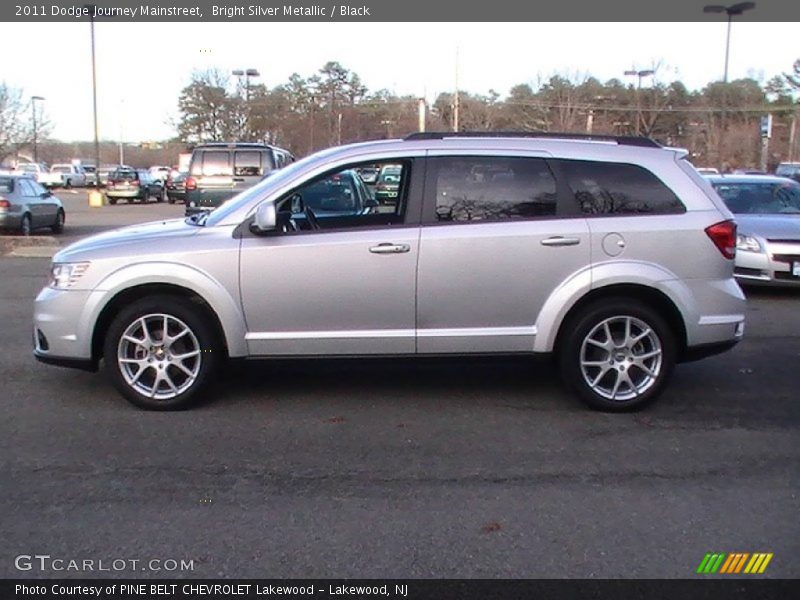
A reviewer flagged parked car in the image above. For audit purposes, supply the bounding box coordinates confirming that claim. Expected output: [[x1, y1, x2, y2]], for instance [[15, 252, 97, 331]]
[[13, 163, 50, 184], [97, 165, 118, 187], [374, 164, 402, 203], [706, 174, 800, 287], [775, 162, 800, 183], [0, 174, 65, 235], [289, 170, 378, 219], [105, 168, 166, 204], [33, 132, 745, 412], [356, 166, 380, 184], [149, 165, 171, 184], [184, 142, 295, 217], [83, 165, 99, 187], [39, 164, 87, 188], [165, 171, 187, 204]]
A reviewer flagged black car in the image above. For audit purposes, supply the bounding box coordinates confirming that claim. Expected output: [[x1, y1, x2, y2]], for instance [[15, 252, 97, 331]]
[[105, 168, 166, 204], [166, 171, 187, 204]]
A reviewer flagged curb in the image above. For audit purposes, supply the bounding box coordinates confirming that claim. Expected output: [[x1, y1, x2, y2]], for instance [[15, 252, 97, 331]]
[[0, 236, 60, 258]]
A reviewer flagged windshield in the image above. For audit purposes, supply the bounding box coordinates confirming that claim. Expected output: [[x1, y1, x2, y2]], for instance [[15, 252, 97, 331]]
[[52, 166, 71, 173], [712, 181, 800, 215]]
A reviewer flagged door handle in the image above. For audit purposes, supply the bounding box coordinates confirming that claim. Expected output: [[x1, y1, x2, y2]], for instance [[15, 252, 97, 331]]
[[233, 177, 245, 182], [369, 243, 411, 254], [540, 236, 581, 247]]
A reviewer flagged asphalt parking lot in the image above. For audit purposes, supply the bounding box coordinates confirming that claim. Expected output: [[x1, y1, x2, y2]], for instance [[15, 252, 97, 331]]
[[1, 190, 798, 579]]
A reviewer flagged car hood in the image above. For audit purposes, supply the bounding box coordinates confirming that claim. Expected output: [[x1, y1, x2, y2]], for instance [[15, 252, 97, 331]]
[[736, 214, 800, 240], [55, 219, 200, 261]]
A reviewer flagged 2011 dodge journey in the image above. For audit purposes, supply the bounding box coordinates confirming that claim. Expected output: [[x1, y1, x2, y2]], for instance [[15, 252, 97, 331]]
[[33, 132, 746, 411]]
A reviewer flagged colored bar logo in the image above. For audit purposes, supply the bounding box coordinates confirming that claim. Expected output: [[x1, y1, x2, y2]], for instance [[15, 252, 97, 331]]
[[696, 552, 773, 574]]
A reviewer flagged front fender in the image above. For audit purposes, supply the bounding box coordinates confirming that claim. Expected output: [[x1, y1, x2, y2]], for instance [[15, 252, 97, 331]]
[[84, 261, 248, 357]]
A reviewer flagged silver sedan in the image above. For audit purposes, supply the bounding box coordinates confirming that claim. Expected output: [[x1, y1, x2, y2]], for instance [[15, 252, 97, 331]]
[[707, 174, 800, 287]]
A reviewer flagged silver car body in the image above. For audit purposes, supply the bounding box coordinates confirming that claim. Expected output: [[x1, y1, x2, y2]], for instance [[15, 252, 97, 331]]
[[34, 137, 745, 372], [706, 174, 800, 287]]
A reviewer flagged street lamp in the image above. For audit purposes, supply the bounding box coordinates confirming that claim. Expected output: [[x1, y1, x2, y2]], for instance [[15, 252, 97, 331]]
[[232, 68, 260, 103], [31, 96, 45, 164], [85, 4, 100, 185], [232, 68, 260, 141], [624, 69, 654, 136], [703, 2, 756, 83]]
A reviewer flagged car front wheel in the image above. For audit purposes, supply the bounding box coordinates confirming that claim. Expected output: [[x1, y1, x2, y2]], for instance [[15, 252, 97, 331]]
[[559, 298, 676, 411], [103, 295, 220, 410]]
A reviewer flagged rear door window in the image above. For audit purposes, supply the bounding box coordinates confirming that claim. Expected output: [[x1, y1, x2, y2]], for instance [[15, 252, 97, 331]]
[[428, 156, 558, 222]]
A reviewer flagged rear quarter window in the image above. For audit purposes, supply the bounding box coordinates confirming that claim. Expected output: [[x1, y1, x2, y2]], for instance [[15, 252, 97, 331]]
[[557, 159, 685, 215]]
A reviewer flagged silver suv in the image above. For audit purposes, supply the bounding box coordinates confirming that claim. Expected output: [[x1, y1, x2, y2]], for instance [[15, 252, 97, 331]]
[[33, 133, 746, 411]]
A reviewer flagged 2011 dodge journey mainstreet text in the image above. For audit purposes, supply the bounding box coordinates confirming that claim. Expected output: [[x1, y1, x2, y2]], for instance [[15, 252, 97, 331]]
[[33, 133, 746, 411]]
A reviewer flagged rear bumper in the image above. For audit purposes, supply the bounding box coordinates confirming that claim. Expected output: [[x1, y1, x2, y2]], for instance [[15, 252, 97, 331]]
[[105, 189, 142, 199], [680, 339, 740, 363], [33, 351, 97, 372]]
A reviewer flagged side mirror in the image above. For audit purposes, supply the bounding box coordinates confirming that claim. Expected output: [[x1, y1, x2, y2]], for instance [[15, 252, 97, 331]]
[[252, 202, 277, 232]]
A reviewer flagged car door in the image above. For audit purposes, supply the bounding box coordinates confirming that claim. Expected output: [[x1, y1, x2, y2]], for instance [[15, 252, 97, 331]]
[[17, 179, 43, 227], [28, 179, 57, 224], [416, 153, 590, 354], [239, 157, 423, 356]]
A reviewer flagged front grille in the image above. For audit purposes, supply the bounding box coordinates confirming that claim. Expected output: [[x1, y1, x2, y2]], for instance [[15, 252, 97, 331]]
[[771, 254, 800, 265]]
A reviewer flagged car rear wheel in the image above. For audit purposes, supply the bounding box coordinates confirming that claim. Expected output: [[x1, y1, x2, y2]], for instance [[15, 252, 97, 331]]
[[51, 209, 65, 234], [108, 197, 117, 205], [558, 298, 676, 411], [157, 188, 166, 203], [168, 193, 176, 204], [64, 179, 72, 189], [20, 213, 32, 236], [103, 295, 221, 410]]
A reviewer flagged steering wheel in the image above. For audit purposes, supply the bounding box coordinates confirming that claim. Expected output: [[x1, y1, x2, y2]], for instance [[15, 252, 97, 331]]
[[304, 207, 321, 230]]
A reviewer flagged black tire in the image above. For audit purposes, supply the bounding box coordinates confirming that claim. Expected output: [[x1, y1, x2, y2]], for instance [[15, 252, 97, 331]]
[[20, 213, 32, 236], [157, 188, 166, 203], [103, 295, 221, 410], [168, 193, 176, 204], [108, 197, 117, 205], [51, 209, 65, 234], [64, 179, 72, 189], [558, 298, 676, 412]]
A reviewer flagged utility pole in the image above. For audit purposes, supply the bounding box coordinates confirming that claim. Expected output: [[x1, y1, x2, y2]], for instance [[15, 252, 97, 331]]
[[453, 46, 460, 132], [418, 98, 426, 132], [232, 68, 260, 140], [31, 96, 44, 164], [88, 4, 100, 184]]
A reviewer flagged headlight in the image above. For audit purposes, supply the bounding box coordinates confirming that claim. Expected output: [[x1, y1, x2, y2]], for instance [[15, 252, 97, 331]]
[[49, 262, 90, 289], [736, 234, 762, 253]]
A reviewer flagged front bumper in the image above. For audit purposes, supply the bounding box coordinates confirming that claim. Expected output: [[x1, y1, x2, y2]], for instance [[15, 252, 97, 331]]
[[33, 286, 96, 366], [735, 240, 800, 287]]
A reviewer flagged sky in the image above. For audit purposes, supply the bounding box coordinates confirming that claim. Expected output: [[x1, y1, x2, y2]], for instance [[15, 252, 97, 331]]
[[0, 21, 797, 142]]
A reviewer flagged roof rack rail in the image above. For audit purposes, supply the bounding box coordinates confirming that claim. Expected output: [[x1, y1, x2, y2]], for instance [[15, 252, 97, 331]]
[[404, 131, 661, 148]]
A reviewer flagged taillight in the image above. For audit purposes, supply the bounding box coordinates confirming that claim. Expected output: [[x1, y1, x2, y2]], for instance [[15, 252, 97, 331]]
[[0, 198, 10, 208], [185, 176, 197, 191], [130, 179, 140, 187], [705, 220, 737, 260]]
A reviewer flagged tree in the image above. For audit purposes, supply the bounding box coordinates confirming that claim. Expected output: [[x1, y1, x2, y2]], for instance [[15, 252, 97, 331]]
[[784, 59, 800, 91], [0, 83, 45, 163], [176, 70, 238, 144]]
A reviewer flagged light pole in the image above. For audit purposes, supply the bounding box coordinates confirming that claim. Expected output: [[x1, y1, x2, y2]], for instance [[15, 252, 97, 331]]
[[86, 4, 100, 185], [31, 96, 44, 163], [703, 2, 756, 83], [233, 68, 260, 140], [624, 69, 654, 136]]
